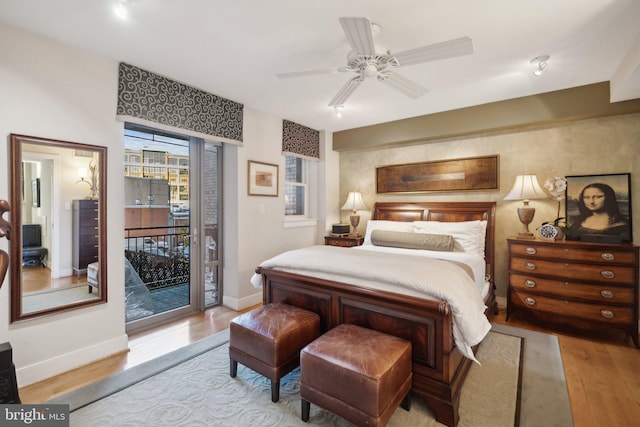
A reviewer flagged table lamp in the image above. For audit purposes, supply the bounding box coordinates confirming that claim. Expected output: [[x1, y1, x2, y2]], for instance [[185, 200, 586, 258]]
[[503, 174, 547, 239], [341, 191, 367, 236]]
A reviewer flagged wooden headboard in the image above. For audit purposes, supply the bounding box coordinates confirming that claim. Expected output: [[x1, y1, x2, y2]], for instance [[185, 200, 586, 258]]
[[371, 201, 496, 282]]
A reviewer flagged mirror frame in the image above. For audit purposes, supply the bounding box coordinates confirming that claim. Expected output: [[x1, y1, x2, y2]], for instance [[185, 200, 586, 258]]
[[9, 134, 108, 322]]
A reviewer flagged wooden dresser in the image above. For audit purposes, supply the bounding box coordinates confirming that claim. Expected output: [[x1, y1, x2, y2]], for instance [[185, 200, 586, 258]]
[[507, 238, 639, 347], [73, 199, 100, 275], [324, 235, 364, 247]]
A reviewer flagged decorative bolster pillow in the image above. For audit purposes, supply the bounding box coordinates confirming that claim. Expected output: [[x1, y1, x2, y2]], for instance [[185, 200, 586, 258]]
[[370, 230, 455, 252]]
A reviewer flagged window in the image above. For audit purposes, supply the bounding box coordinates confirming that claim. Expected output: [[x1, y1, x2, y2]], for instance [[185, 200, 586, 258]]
[[285, 156, 305, 215], [284, 155, 317, 226]]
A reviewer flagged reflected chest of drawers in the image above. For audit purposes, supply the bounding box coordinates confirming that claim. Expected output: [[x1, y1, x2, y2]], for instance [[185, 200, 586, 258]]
[[73, 199, 99, 275], [507, 238, 639, 347]]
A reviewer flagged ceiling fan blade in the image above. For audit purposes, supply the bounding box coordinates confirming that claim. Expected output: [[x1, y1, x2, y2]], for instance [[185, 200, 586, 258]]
[[328, 76, 363, 107], [392, 36, 474, 67], [276, 67, 346, 79], [378, 72, 428, 99], [339, 17, 376, 56]]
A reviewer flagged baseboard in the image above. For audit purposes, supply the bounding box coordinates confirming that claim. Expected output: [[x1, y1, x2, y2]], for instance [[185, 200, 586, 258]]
[[17, 333, 129, 388], [496, 296, 507, 309], [222, 291, 262, 311]]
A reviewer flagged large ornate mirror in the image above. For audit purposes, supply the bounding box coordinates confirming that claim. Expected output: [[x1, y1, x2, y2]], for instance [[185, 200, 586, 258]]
[[9, 134, 107, 322]]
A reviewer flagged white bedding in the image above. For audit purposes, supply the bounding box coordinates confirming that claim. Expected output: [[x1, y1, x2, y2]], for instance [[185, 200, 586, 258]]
[[251, 245, 492, 362]]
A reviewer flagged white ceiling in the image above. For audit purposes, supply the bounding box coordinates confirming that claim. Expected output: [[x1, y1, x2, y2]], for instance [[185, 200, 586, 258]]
[[1, 0, 639, 133]]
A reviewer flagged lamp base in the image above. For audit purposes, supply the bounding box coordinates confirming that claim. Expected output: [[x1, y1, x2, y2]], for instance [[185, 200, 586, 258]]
[[515, 203, 536, 240], [349, 214, 361, 237]]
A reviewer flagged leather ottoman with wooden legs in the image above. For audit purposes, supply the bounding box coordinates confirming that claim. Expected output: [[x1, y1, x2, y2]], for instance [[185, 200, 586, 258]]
[[229, 303, 321, 402], [300, 323, 412, 427]]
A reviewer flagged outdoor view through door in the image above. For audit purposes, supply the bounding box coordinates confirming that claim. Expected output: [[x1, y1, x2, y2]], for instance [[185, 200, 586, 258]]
[[123, 125, 222, 326]]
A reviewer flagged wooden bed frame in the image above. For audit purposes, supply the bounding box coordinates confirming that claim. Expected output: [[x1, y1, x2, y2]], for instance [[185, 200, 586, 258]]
[[257, 201, 497, 426]]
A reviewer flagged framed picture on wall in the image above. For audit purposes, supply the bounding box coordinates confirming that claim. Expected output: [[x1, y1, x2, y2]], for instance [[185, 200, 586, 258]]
[[565, 173, 632, 243], [31, 178, 41, 208], [248, 160, 278, 196]]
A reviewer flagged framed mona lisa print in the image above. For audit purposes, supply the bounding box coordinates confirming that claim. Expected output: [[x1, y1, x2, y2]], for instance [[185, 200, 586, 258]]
[[565, 173, 632, 243]]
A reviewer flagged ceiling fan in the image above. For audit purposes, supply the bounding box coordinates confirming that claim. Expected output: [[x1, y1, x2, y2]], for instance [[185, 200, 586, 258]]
[[276, 17, 474, 107]]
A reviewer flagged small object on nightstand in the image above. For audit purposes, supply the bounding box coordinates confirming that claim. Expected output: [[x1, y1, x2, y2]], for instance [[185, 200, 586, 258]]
[[332, 223, 351, 235], [324, 235, 364, 248]]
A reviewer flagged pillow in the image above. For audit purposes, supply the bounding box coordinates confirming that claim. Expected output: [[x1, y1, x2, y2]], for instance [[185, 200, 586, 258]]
[[412, 220, 487, 256], [371, 230, 455, 251], [362, 220, 415, 246]]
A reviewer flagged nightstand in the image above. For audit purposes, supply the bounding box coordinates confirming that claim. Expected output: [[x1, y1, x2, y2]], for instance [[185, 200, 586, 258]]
[[324, 235, 364, 248], [507, 238, 639, 347]]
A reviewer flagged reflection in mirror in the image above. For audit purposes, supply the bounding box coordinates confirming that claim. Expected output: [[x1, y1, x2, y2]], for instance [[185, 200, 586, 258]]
[[9, 134, 107, 322]]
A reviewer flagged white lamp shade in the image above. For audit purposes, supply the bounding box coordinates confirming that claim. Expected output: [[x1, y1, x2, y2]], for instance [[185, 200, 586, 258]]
[[341, 191, 367, 211], [503, 174, 547, 201]]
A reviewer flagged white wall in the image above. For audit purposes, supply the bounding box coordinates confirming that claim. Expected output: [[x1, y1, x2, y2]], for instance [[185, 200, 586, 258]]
[[0, 22, 338, 387], [222, 109, 336, 310], [0, 23, 128, 387]]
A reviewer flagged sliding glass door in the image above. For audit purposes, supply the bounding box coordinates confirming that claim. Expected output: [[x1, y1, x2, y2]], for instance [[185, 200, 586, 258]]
[[123, 124, 222, 331]]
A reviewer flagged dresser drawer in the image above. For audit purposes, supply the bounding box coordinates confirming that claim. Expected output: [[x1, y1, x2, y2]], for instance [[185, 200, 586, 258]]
[[509, 242, 636, 265], [510, 256, 636, 285], [509, 273, 635, 304], [510, 290, 634, 325]]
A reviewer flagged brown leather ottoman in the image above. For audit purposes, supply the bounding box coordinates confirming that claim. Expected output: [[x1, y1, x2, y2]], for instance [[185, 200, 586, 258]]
[[300, 324, 412, 426], [229, 303, 320, 402]]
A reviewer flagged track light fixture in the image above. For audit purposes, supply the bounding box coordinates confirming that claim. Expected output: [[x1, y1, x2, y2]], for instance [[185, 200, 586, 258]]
[[530, 55, 549, 76], [334, 105, 344, 119]]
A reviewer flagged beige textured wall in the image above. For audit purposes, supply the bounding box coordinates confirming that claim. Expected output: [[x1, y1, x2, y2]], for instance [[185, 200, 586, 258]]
[[339, 113, 640, 299]]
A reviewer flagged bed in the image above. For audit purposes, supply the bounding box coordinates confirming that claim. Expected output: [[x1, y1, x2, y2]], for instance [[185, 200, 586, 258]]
[[253, 201, 497, 426]]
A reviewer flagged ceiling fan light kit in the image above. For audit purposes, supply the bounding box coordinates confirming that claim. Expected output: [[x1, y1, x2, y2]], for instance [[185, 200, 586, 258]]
[[278, 17, 474, 107]]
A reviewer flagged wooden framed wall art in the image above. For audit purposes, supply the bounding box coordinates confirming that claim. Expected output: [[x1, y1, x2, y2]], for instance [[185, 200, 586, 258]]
[[248, 160, 279, 196], [376, 155, 499, 194]]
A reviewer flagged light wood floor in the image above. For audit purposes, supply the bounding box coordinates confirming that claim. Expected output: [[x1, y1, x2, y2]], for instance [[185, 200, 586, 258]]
[[18, 306, 639, 427], [22, 266, 84, 293]]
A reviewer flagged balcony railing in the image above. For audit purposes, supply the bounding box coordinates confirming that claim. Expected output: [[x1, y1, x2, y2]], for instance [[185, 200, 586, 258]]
[[124, 226, 190, 291]]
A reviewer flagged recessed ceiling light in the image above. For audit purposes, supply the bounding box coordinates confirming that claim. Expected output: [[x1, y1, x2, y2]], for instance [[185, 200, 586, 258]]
[[114, 0, 131, 20]]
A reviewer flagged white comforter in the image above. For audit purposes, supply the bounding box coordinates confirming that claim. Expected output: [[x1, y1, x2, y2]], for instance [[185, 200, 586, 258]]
[[250, 245, 491, 362]]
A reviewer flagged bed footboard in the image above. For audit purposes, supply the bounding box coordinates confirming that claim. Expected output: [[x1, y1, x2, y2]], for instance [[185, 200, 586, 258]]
[[260, 267, 476, 426]]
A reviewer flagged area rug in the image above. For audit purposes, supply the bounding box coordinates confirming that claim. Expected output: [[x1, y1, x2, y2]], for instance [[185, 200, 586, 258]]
[[51, 324, 572, 426]]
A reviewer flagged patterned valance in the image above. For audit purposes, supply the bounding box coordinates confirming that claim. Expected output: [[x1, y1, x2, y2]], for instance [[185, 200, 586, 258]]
[[282, 120, 319, 160], [116, 63, 243, 145]]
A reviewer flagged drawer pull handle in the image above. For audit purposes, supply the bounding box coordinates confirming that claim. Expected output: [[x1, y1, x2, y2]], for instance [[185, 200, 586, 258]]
[[600, 310, 614, 319], [600, 270, 615, 279], [524, 297, 536, 306], [525, 262, 536, 270], [525, 247, 537, 255], [600, 290, 614, 299], [524, 280, 536, 288], [601, 252, 615, 261]]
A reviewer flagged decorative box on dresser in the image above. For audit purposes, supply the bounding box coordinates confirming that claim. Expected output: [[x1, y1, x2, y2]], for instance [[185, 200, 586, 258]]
[[324, 235, 364, 247], [507, 238, 639, 347], [73, 199, 99, 275]]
